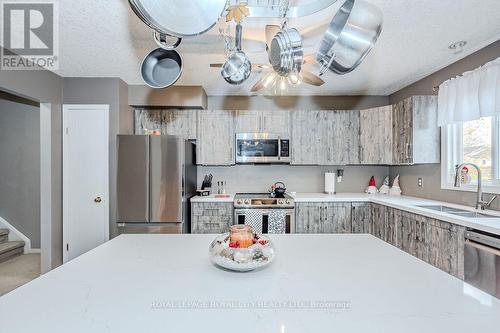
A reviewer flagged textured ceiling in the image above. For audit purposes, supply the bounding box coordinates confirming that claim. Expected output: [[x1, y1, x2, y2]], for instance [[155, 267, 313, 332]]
[[53, 0, 500, 96]]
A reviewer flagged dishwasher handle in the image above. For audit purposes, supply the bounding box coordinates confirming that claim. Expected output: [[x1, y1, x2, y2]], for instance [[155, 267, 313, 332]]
[[465, 239, 500, 256], [465, 230, 500, 250]]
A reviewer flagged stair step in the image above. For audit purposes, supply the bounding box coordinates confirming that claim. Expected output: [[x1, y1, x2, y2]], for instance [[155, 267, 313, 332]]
[[0, 229, 8, 244], [0, 241, 24, 263]]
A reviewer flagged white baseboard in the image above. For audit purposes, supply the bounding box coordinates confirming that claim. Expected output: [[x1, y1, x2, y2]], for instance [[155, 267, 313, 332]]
[[27, 248, 41, 254], [0, 216, 32, 253]]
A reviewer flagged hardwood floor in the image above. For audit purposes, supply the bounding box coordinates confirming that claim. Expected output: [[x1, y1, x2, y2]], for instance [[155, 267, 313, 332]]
[[0, 254, 40, 296]]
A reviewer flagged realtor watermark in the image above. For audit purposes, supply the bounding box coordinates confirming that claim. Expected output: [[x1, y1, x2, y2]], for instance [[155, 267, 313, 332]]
[[151, 300, 351, 311], [1, 0, 59, 70]]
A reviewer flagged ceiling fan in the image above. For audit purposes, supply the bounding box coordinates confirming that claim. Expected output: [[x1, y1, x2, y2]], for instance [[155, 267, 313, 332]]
[[210, 24, 324, 93], [249, 24, 325, 93]]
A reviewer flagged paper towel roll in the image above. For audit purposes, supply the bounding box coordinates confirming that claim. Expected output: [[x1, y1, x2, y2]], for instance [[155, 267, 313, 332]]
[[325, 172, 336, 194]]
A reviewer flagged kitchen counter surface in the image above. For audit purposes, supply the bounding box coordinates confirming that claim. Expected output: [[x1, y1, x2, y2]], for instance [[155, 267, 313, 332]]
[[190, 193, 235, 202], [190, 192, 500, 235], [1, 234, 498, 332], [291, 193, 500, 235]]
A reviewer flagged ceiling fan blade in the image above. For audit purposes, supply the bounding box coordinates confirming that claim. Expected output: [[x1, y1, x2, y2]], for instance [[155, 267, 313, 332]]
[[210, 63, 223, 68], [301, 70, 325, 86], [251, 72, 276, 93], [265, 25, 280, 50], [303, 54, 317, 65], [252, 64, 271, 70]]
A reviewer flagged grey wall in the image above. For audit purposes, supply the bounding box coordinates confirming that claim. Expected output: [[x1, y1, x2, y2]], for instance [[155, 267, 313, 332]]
[[63, 78, 133, 238], [390, 40, 500, 103], [208, 95, 389, 110], [198, 165, 389, 194], [389, 40, 500, 210], [0, 49, 63, 270], [0, 96, 40, 248]]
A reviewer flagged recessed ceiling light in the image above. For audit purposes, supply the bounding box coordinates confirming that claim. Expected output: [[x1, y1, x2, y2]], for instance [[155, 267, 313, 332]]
[[448, 41, 467, 54]]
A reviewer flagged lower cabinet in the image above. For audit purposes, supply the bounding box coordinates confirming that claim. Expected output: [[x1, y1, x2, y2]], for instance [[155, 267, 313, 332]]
[[295, 203, 352, 233], [371, 204, 465, 279], [191, 202, 233, 234], [427, 219, 465, 278], [351, 202, 371, 233]]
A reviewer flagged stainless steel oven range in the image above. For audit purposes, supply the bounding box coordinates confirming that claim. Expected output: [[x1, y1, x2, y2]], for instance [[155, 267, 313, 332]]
[[234, 193, 295, 233], [235, 133, 290, 164]]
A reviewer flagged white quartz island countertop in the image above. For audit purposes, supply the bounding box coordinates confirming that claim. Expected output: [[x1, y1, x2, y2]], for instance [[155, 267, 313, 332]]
[[1, 234, 499, 332]]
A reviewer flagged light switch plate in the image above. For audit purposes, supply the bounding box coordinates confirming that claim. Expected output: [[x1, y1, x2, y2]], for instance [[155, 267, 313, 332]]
[[418, 178, 423, 187]]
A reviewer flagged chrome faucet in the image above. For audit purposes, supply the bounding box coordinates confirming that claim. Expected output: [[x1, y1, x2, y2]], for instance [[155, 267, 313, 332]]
[[454, 163, 497, 210]]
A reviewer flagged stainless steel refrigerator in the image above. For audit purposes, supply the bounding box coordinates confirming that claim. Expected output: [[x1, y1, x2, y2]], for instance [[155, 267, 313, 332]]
[[116, 135, 196, 234]]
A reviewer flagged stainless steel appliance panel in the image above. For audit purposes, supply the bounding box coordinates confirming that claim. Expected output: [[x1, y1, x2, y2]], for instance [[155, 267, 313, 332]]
[[234, 208, 295, 234], [465, 230, 500, 298], [117, 222, 182, 234], [235, 133, 290, 164], [117, 135, 149, 222], [150, 136, 183, 223]]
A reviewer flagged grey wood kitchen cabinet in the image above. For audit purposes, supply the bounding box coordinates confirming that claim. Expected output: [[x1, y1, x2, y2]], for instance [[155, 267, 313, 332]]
[[351, 202, 371, 233], [392, 96, 440, 165], [359, 106, 393, 164], [427, 219, 465, 278], [191, 202, 233, 234], [323, 111, 360, 165], [295, 202, 352, 233], [371, 203, 388, 240], [324, 203, 352, 233], [291, 110, 360, 165], [379, 206, 465, 279], [134, 109, 197, 140], [233, 110, 261, 133], [295, 203, 323, 233], [196, 110, 235, 165], [290, 110, 323, 165], [261, 110, 290, 134], [234, 110, 290, 135]]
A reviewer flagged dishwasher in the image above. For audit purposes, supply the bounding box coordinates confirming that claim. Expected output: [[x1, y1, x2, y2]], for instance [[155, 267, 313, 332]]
[[464, 229, 500, 298]]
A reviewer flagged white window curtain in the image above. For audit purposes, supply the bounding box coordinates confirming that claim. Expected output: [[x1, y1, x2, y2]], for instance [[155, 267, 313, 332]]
[[437, 57, 500, 127]]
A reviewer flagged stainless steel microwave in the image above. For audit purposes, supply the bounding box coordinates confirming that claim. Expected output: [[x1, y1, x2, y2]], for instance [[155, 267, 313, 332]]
[[235, 133, 290, 164]]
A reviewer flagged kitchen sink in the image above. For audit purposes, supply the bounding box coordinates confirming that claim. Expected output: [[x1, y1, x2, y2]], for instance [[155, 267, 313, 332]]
[[447, 211, 497, 218], [416, 205, 497, 218]]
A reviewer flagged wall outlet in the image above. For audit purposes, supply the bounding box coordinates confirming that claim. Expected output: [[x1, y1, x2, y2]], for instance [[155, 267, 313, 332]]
[[418, 178, 423, 187]]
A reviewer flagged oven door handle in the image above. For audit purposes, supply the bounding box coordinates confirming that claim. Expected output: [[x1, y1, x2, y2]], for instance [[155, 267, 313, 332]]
[[278, 136, 282, 160], [466, 239, 500, 256]]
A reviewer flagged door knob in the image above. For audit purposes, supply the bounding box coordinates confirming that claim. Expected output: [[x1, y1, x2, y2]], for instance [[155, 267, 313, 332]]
[[94, 197, 102, 203]]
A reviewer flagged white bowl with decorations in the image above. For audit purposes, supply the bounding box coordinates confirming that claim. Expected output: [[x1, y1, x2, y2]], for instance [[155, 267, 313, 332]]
[[209, 226, 275, 272]]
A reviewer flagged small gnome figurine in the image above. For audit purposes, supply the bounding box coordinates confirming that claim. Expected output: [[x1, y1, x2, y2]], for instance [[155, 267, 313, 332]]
[[389, 175, 402, 196], [378, 176, 390, 194], [365, 176, 378, 194]]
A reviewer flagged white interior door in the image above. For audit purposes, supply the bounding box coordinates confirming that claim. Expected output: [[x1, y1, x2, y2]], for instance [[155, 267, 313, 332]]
[[63, 104, 109, 263]]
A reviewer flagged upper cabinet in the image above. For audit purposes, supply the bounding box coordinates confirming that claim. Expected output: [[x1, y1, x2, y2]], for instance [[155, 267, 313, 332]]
[[291, 110, 359, 165], [134, 109, 197, 140], [291, 110, 323, 165], [133, 95, 439, 167], [324, 110, 360, 165], [234, 110, 290, 136], [360, 106, 393, 165], [392, 96, 440, 165], [196, 110, 235, 166]]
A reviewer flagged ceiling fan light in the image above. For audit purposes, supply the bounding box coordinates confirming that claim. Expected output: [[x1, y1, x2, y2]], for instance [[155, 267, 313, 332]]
[[263, 73, 277, 88], [279, 76, 287, 91], [288, 70, 301, 85]]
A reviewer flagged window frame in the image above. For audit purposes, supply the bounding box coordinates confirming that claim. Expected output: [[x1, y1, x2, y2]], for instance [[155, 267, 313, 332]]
[[441, 116, 500, 194]]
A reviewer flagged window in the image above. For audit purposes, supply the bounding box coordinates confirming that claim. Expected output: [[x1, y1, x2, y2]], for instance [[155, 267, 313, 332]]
[[441, 116, 500, 193]]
